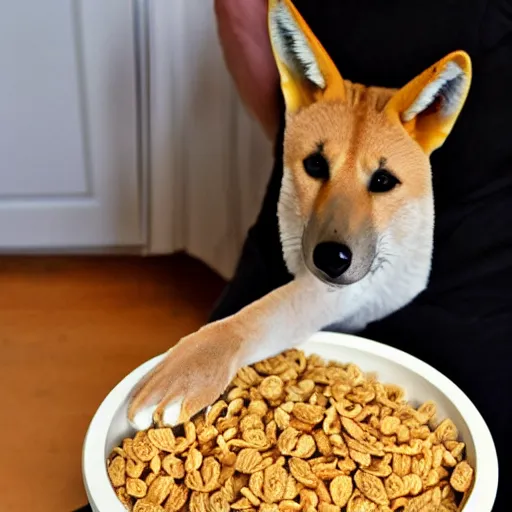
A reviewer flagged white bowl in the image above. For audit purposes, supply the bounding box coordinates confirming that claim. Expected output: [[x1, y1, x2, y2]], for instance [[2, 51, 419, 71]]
[[82, 331, 499, 512]]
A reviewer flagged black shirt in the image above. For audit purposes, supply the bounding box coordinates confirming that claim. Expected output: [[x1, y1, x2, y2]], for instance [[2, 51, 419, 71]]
[[210, 1, 512, 510]]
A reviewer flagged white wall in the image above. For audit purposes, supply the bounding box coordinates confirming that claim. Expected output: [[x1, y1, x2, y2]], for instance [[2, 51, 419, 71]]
[[147, 0, 274, 279]]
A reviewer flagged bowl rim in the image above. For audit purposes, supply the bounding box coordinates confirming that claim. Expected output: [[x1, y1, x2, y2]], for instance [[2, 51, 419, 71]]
[[82, 331, 499, 512]]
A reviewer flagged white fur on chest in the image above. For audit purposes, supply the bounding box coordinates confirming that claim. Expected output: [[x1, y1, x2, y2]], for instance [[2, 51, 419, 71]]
[[277, 167, 434, 333]]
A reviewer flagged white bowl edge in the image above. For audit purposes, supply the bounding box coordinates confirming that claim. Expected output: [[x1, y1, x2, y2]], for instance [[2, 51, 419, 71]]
[[82, 331, 499, 512]]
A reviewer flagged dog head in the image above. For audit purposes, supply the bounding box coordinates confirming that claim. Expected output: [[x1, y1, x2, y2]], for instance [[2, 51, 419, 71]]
[[268, 0, 471, 286]]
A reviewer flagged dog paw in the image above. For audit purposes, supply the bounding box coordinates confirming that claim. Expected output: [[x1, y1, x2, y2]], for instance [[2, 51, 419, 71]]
[[127, 323, 242, 430]]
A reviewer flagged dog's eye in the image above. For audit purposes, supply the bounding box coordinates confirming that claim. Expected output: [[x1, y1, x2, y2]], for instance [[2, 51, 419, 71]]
[[368, 169, 400, 193], [303, 152, 329, 180]]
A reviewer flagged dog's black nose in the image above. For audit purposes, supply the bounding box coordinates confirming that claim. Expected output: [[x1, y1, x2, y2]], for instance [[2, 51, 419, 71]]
[[313, 242, 352, 278]]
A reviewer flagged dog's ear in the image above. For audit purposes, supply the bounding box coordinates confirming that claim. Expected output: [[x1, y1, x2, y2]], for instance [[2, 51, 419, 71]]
[[268, 0, 345, 114], [386, 51, 472, 155]]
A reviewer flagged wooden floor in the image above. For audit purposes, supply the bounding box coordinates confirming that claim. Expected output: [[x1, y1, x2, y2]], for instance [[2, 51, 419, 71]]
[[0, 254, 225, 512]]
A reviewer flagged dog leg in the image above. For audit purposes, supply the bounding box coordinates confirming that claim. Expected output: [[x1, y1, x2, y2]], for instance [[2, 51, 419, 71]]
[[127, 272, 342, 429]]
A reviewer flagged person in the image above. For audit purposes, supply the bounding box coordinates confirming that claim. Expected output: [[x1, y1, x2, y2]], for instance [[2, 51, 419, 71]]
[[75, 1, 511, 510]]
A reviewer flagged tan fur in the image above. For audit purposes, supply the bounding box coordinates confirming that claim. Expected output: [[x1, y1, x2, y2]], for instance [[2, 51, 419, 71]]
[[127, 277, 326, 426], [283, 88, 432, 247], [128, 318, 246, 424], [127, 0, 472, 430], [386, 52, 472, 154], [268, 0, 346, 111], [272, 0, 470, 279]]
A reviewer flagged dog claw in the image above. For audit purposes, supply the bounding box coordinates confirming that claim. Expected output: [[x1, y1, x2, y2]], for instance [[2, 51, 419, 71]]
[[161, 399, 183, 427], [129, 405, 157, 431]]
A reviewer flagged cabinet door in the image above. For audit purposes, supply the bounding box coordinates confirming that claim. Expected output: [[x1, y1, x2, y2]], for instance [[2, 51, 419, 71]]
[[0, 1, 142, 248]]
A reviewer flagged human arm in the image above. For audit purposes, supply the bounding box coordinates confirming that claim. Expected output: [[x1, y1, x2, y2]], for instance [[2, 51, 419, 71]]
[[214, 0, 280, 139]]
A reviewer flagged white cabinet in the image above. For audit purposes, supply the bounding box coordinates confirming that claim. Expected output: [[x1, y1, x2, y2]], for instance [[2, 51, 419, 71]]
[[0, 0, 272, 278], [0, 1, 142, 248]]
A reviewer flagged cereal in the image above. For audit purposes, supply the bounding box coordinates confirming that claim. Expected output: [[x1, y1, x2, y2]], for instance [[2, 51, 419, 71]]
[[231, 496, 254, 510], [133, 502, 164, 512], [241, 486, 261, 506], [299, 488, 318, 508], [384, 473, 408, 500], [450, 461, 474, 493], [150, 455, 161, 474], [260, 376, 284, 401], [116, 487, 133, 509], [185, 448, 203, 473], [133, 432, 159, 462], [161, 454, 184, 479], [146, 473, 157, 487], [126, 458, 145, 479], [393, 453, 412, 478], [189, 491, 210, 512], [289, 458, 318, 488], [107, 350, 475, 511], [292, 403, 325, 425], [381, 416, 401, 436], [350, 448, 371, 467], [354, 470, 389, 506], [283, 473, 299, 500], [263, 464, 287, 502], [209, 491, 230, 512], [279, 500, 301, 512], [145, 475, 174, 505], [405, 487, 442, 511], [330, 475, 353, 507], [347, 490, 378, 511], [316, 479, 332, 503], [165, 484, 188, 511], [108, 456, 126, 487], [235, 449, 265, 474], [403, 473, 423, 496], [147, 428, 176, 452], [436, 419, 459, 443], [126, 478, 147, 498], [260, 505, 279, 512]]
